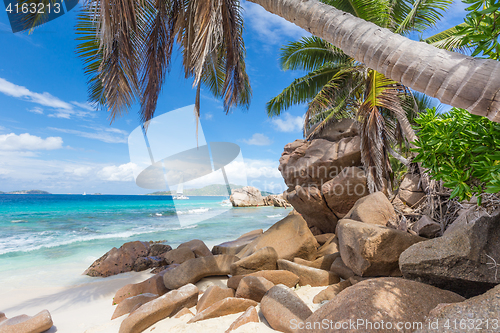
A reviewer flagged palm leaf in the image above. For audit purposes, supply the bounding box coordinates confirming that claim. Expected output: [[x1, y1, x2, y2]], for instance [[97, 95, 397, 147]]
[[424, 23, 471, 53], [392, 0, 453, 35], [279, 36, 352, 71], [267, 63, 353, 117]]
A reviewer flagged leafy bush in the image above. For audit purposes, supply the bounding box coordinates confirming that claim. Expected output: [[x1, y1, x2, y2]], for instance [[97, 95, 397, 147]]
[[412, 107, 500, 204]]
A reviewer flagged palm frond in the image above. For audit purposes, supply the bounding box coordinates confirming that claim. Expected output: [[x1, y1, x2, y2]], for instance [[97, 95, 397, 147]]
[[321, 0, 390, 27], [267, 63, 353, 117], [279, 36, 352, 71], [423, 23, 471, 53], [392, 0, 453, 35]]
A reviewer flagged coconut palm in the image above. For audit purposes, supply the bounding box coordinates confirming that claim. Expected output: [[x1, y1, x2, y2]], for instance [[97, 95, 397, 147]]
[[73, 0, 251, 126], [23, 0, 500, 123], [247, 0, 500, 123], [266, 0, 450, 191]]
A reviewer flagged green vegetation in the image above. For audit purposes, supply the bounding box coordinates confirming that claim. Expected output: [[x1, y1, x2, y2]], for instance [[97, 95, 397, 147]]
[[266, 0, 451, 192], [412, 107, 500, 203], [426, 0, 500, 60], [2, 190, 51, 194]]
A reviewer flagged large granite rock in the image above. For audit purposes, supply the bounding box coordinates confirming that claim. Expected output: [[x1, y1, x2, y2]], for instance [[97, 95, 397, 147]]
[[188, 298, 258, 323], [301, 278, 465, 333], [264, 194, 292, 208], [261, 285, 313, 333], [279, 137, 361, 188], [312, 279, 352, 304], [293, 253, 339, 271], [235, 276, 275, 302], [305, 118, 359, 142], [163, 246, 195, 265], [230, 246, 278, 276], [338, 219, 426, 276], [163, 255, 238, 290], [237, 214, 318, 261], [398, 173, 425, 207], [412, 215, 441, 238], [178, 239, 212, 257], [342, 191, 396, 226], [196, 285, 235, 313], [230, 186, 265, 207], [224, 306, 259, 333], [322, 167, 369, 218], [119, 284, 199, 333], [0, 310, 53, 333], [400, 208, 500, 297], [277, 259, 340, 286], [212, 229, 263, 255], [416, 284, 500, 333], [284, 185, 339, 234], [112, 293, 158, 319], [227, 270, 300, 290], [113, 269, 170, 305], [84, 241, 150, 277]]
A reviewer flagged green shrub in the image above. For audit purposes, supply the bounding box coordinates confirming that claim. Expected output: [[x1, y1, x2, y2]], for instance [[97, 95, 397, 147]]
[[412, 107, 500, 204]]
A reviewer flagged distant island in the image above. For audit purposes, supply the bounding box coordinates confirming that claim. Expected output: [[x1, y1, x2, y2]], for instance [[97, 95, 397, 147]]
[[147, 184, 274, 197], [1, 190, 51, 194]]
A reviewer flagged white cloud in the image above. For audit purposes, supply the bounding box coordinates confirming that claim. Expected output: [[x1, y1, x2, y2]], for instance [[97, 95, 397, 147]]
[[0, 77, 95, 119], [204, 113, 214, 120], [0, 78, 72, 110], [71, 101, 96, 112], [49, 126, 129, 144], [97, 163, 137, 181], [242, 1, 310, 44], [28, 107, 44, 114], [243, 133, 272, 146], [271, 112, 304, 132], [0, 133, 63, 151]]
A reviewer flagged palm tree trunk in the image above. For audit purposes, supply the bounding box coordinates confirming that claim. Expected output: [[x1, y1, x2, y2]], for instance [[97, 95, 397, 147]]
[[248, 0, 500, 123]]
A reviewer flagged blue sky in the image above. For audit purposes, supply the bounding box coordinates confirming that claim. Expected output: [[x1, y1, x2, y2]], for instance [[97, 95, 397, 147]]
[[0, 0, 467, 194]]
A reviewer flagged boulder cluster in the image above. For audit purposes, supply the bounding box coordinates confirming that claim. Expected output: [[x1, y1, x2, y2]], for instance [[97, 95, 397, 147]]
[[6, 119, 499, 333], [230, 186, 291, 208]]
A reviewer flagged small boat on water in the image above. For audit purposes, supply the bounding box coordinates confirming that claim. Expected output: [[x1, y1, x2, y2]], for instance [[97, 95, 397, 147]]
[[173, 183, 189, 200]]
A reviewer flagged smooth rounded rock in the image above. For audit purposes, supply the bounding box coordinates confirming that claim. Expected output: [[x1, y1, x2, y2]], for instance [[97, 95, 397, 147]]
[[0, 310, 53, 333], [235, 276, 275, 302], [163, 255, 238, 290], [212, 229, 263, 255], [342, 191, 396, 226], [113, 270, 170, 305], [338, 219, 425, 276], [227, 270, 300, 290], [261, 284, 313, 333], [119, 284, 199, 333], [112, 293, 158, 319], [301, 278, 465, 333], [230, 246, 278, 276], [293, 253, 339, 271], [312, 279, 351, 303], [237, 214, 318, 261], [178, 239, 212, 258], [188, 297, 258, 323], [163, 246, 195, 265], [278, 259, 340, 286], [196, 285, 235, 313], [224, 306, 259, 333]]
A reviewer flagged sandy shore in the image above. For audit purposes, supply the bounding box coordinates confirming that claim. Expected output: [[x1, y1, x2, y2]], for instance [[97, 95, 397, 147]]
[[85, 276, 327, 333], [1, 268, 327, 333], [0, 270, 152, 332]]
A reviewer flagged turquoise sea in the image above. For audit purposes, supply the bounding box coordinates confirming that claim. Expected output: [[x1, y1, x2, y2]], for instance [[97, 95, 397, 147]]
[[0, 194, 290, 292]]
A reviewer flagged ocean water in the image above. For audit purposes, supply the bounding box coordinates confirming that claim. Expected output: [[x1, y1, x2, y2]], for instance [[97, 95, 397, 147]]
[[0, 194, 290, 291]]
